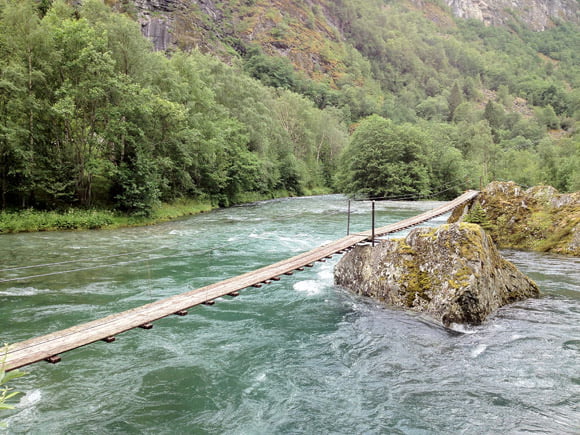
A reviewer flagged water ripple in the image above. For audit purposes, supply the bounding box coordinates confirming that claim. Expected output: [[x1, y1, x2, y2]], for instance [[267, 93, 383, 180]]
[[1, 196, 579, 434]]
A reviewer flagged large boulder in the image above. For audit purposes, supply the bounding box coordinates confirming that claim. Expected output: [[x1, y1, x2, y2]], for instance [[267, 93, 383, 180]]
[[449, 181, 580, 256], [334, 223, 540, 326]]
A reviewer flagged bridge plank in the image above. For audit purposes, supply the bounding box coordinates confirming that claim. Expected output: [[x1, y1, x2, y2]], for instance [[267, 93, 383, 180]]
[[3, 191, 478, 371]]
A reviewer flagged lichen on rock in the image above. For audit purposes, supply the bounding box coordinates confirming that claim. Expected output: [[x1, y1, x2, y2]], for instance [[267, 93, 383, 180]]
[[334, 223, 540, 327], [449, 181, 580, 256]]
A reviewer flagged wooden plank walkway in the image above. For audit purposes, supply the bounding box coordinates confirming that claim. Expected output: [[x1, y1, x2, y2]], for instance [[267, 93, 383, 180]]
[[3, 190, 479, 371]]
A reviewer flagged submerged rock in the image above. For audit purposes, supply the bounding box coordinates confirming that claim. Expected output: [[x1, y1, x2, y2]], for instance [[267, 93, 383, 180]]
[[334, 223, 540, 326], [449, 181, 580, 256]]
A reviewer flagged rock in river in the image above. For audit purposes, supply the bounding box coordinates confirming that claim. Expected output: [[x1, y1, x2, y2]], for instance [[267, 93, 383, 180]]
[[334, 223, 540, 326], [449, 181, 580, 256]]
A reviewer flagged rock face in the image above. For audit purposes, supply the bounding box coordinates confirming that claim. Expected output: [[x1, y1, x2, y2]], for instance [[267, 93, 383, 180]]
[[450, 181, 580, 256], [129, 0, 580, 55], [334, 223, 540, 326], [133, 0, 180, 51], [443, 0, 579, 31]]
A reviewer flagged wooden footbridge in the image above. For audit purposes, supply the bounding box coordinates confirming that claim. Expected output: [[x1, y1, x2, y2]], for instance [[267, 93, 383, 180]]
[[3, 190, 479, 372]]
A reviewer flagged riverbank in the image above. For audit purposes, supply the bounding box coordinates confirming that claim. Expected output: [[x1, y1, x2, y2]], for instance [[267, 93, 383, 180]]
[[0, 200, 213, 234], [0, 188, 331, 234]]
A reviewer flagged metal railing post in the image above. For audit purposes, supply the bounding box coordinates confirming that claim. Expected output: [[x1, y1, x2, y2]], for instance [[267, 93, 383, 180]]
[[371, 200, 375, 247], [347, 199, 351, 235]]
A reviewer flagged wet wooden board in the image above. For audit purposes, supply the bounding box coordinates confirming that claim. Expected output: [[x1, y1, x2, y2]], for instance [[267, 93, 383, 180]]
[[3, 190, 479, 371]]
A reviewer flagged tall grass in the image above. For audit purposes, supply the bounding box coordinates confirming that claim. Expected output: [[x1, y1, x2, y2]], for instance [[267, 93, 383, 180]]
[[0, 190, 331, 234], [0, 209, 115, 233], [0, 199, 214, 234]]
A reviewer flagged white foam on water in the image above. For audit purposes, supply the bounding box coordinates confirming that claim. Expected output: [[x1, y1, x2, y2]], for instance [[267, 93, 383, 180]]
[[243, 372, 268, 396], [471, 344, 487, 358], [4, 389, 43, 430], [168, 229, 199, 236], [0, 287, 45, 297], [317, 265, 334, 282], [19, 389, 42, 408], [293, 279, 325, 296], [448, 323, 478, 334]]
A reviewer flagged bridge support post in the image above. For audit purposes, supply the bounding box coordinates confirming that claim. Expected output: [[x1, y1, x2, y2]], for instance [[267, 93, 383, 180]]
[[347, 199, 351, 235], [372, 200, 375, 247]]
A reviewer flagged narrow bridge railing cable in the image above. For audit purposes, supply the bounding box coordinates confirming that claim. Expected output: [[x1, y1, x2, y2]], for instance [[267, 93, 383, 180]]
[[352, 178, 469, 202], [0, 255, 172, 284], [0, 246, 168, 273], [0, 248, 216, 284]]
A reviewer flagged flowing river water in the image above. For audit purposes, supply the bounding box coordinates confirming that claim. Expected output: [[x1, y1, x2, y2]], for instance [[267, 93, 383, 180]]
[[0, 195, 579, 434]]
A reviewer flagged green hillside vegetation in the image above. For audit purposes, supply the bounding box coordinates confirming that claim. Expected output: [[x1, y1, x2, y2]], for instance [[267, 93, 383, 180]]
[[0, 0, 579, 228], [0, 0, 347, 221]]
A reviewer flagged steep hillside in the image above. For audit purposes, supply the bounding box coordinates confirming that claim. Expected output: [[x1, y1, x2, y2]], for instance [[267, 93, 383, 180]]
[[1, 0, 578, 220], [132, 0, 353, 83], [125, 0, 580, 117], [443, 0, 579, 31], [130, 0, 580, 53], [93, 0, 580, 196]]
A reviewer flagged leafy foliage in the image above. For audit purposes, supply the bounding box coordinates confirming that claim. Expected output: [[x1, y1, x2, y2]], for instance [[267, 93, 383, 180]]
[[1, 345, 25, 425], [0, 0, 579, 220], [0, 0, 347, 215], [338, 115, 431, 198]]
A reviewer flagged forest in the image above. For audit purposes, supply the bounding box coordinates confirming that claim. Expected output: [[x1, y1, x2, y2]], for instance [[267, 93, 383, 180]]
[[0, 0, 579, 222]]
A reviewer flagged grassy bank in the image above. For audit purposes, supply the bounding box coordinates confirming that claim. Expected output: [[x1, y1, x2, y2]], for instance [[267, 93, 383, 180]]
[[0, 199, 214, 234], [0, 188, 332, 234]]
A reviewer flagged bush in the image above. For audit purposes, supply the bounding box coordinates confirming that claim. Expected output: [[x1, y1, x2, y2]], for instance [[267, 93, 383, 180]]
[[464, 202, 494, 231], [1, 345, 25, 426], [0, 209, 115, 233]]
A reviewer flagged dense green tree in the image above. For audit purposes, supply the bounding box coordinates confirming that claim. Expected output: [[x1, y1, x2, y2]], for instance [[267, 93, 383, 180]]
[[447, 82, 464, 121], [416, 96, 449, 122], [494, 149, 541, 187], [452, 102, 480, 123], [537, 136, 580, 191], [483, 101, 505, 130], [338, 115, 430, 198], [464, 202, 493, 230], [244, 47, 297, 90], [0, 0, 53, 207], [456, 121, 499, 186], [536, 105, 559, 129], [418, 122, 469, 198]]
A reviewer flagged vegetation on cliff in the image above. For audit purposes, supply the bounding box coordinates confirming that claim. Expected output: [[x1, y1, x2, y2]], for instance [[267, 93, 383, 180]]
[[129, 0, 580, 196], [449, 181, 580, 255]]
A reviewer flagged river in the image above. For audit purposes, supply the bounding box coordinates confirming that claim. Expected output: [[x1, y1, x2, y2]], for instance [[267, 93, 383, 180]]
[[1, 195, 579, 434]]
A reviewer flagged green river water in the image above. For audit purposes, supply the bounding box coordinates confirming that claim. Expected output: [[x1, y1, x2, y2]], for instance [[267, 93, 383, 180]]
[[0, 195, 579, 434]]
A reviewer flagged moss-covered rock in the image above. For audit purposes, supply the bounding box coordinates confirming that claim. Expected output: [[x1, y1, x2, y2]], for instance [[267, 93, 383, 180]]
[[449, 181, 580, 256], [334, 223, 540, 327]]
